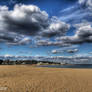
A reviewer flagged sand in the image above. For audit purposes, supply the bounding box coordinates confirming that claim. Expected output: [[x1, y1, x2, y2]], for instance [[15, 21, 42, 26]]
[[0, 65, 92, 92]]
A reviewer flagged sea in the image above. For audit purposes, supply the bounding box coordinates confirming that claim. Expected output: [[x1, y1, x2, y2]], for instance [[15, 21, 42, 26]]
[[38, 64, 92, 69]]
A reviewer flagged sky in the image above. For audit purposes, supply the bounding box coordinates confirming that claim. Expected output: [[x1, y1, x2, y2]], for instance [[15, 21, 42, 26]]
[[0, 0, 92, 57]]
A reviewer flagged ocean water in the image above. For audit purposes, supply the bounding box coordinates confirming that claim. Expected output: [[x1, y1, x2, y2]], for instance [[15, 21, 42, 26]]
[[38, 64, 92, 68]]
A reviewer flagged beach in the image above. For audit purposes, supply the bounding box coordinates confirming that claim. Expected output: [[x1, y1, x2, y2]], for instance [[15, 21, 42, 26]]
[[0, 65, 92, 92]]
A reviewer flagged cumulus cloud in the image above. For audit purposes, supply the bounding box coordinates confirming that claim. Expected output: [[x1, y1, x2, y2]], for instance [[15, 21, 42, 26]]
[[0, 4, 70, 45], [57, 22, 92, 44], [52, 49, 64, 54], [67, 49, 78, 53], [42, 17, 70, 37], [0, 4, 49, 45], [1, 3, 91, 48], [51, 45, 79, 54], [0, 4, 49, 36]]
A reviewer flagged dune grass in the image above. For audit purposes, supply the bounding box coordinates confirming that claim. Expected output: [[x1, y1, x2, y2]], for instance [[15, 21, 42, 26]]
[[0, 65, 92, 92]]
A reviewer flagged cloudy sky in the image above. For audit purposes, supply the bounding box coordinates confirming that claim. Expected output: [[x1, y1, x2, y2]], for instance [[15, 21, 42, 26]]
[[0, 0, 92, 57]]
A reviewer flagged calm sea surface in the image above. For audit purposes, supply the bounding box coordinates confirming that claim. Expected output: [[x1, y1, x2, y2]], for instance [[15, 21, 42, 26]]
[[38, 64, 92, 68]]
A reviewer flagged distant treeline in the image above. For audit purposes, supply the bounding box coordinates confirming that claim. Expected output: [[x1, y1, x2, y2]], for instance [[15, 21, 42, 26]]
[[0, 59, 61, 65]]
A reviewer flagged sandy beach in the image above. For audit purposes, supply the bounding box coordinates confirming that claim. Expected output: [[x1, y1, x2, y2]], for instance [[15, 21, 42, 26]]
[[0, 65, 92, 92]]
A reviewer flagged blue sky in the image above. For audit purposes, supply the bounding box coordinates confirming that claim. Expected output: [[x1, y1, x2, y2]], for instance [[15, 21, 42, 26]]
[[0, 0, 92, 57]]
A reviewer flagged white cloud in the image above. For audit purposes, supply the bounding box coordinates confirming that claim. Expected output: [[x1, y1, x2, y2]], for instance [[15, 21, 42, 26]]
[[0, 4, 69, 46], [60, 0, 92, 23], [42, 20, 70, 37], [57, 22, 92, 45]]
